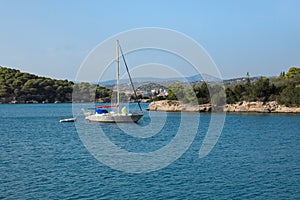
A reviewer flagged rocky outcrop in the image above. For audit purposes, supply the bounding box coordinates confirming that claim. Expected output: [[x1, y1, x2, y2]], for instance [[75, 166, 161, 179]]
[[225, 101, 270, 113], [147, 100, 182, 112], [147, 100, 300, 113], [225, 101, 300, 113], [147, 100, 211, 112]]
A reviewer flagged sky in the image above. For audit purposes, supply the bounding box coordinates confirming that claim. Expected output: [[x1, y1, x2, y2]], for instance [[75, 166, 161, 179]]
[[0, 0, 299, 81]]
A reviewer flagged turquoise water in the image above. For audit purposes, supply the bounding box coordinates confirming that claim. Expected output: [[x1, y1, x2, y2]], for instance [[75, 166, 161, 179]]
[[1, 104, 300, 199]]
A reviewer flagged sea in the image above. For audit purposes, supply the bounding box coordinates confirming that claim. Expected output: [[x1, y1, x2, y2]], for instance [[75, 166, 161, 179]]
[[0, 103, 299, 199]]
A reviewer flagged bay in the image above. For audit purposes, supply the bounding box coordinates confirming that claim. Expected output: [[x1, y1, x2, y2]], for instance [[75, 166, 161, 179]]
[[0, 103, 299, 199]]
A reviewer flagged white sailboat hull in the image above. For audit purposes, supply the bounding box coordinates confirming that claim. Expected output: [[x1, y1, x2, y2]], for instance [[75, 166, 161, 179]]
[[86, 113, 143, 123]]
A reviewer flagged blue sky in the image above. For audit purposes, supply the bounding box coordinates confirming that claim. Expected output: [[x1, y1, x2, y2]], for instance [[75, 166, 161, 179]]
[[0, 0, 299, 80]]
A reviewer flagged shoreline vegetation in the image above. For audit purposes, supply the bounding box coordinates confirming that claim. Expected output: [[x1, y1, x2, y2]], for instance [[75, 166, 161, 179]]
[[147, 67, 300, 113], [1, 66, 300, 113]]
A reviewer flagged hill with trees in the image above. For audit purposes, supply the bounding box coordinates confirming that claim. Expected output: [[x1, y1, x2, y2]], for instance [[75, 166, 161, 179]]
[[225, 67, 300, 106], [164, 67, 300, 107], [0, 66, 112, 103]]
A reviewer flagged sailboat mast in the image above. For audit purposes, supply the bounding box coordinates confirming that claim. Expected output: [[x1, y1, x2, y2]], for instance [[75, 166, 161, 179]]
[[116, 40, 120, 112]]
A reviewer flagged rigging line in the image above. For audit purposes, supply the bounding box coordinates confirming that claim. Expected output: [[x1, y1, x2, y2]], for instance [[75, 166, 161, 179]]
[[119, 43, 143, 112]]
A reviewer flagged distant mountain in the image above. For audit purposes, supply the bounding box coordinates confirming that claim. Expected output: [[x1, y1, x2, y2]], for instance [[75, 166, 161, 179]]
[[186, 74, 222, 82], [100, 73, 221, 86], [223, 76, 263, 86]]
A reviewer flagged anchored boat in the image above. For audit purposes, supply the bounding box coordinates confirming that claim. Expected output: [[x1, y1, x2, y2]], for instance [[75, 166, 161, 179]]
[[60, 117, 77, 123], [85, 40, 144, 123]]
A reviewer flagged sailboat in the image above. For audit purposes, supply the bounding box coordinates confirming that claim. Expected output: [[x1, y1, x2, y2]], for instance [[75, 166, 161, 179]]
[[85, 40, 144, 123]]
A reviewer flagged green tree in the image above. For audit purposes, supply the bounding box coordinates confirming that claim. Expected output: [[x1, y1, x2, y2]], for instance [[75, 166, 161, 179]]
[[277, 85, 300, 106], [225, 87, 237, 104], [166, 86, 176, 100], [183, 87, 197, 105], [286, 67, 300, 79], [233, 84, 246, 101], [0, 85, 8, 97], [166, 83, 184, 100], [194, 83, 210, 104], [252, 77, 271, 102]]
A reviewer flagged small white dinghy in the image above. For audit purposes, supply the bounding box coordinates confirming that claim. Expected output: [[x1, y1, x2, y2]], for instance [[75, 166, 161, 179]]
[[60, 118, 76, 123]]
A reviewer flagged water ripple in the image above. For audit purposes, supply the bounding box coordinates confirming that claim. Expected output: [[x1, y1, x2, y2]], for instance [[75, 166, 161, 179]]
[[0, 105, 299, 199]]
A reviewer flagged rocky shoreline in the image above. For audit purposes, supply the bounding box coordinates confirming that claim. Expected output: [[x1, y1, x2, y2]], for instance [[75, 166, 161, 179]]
[[147, 100, 300, 113]]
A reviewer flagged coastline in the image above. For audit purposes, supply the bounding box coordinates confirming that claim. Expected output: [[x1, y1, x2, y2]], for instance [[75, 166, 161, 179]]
[[147, 100, 300, 113]]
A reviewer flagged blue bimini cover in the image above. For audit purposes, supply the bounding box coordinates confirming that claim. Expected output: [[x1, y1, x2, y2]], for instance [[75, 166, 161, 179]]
[[95, 109, 108, 114]]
